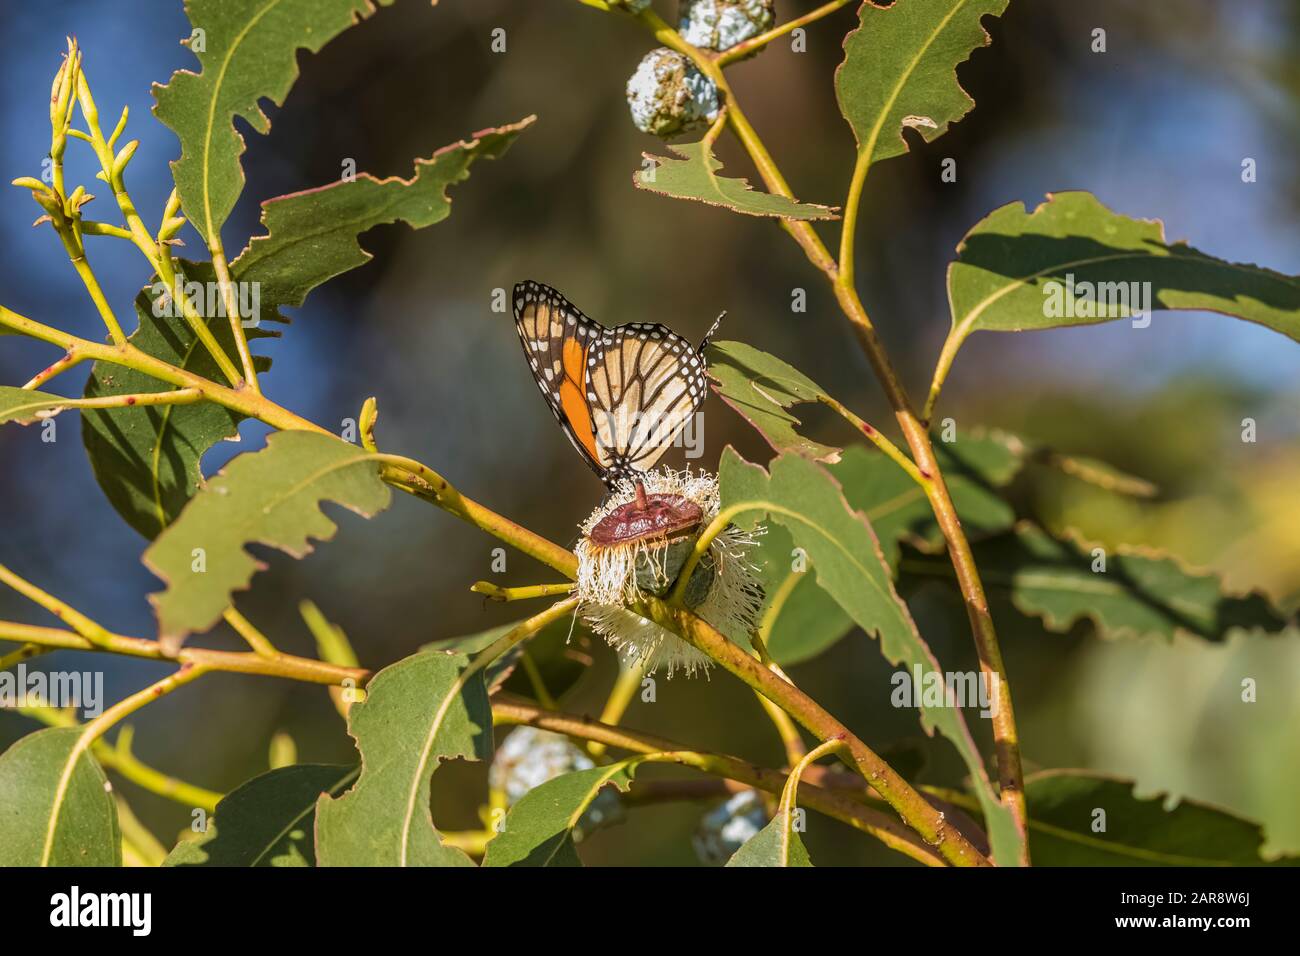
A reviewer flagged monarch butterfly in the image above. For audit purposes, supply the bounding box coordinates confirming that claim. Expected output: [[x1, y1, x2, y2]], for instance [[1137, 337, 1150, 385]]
[[512, 280, 722, 490]]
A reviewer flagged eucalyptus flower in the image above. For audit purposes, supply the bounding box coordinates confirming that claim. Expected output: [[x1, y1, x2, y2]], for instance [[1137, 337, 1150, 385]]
[[575, 468, 764, 677]]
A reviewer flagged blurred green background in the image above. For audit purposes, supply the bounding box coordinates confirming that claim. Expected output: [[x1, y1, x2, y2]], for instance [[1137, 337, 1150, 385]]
[[1, 0, 1297, 864]]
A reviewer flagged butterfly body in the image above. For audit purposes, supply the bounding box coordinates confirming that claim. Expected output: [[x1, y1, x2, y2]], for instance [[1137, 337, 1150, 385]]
[[513, 280, 720, 489]]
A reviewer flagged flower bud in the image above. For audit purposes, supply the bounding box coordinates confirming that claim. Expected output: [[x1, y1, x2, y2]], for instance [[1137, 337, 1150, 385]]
[[626, 48, 719, 138], [679, 0, 774, 52]]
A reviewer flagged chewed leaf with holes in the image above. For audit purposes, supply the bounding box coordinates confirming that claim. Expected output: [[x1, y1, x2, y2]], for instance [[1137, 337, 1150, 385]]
[[314, 650, 493, 866], [836, 0, 1009, 168], [897, 522, 1293, 642], [636, 141, 837, 220], [719, 448, 1023, 865], [0, 386, 86, 425], [144, 430, 390, 648], [154, 0, 399, 242], [706, 341, 842, 462], [0, 727, 120, 866], [81, 261, 278, 540], [83, 118, 525, 541], [167, 764, 357, 867], [1024, 770, 1300, 866], [483, 761, 638, 867], [231, 118, 533, 316]]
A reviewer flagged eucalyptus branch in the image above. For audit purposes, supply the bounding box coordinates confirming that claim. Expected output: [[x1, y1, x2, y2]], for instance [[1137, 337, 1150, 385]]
[[0, 561, 117, 649], [494, 694, 946, 867], [6, 388, 203, 414], [610, 7, 1031, 858], [748, 630, 808, 766], [222, 607, 279, 658], [587, 661, 645, 759], [715, 0, 855, 66], [374, 455, 580, 578], [209, 244, 260, 392], [69, 60, 244, 387], [781, 736, 848, 819], [23, 348, 85, 389], [0, 620, 366, 687], [470, 581, 576, 602], [815, 392, 929, 487], [1, 304, 580, 587], [74, 70, 157, 265], [0, 643, 48, 672], [643, 600, 990, 866]]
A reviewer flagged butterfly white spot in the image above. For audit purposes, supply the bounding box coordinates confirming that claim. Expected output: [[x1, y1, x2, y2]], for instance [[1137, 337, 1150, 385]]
[[543, 368, 554, 381], [567, 315, 575, 326]]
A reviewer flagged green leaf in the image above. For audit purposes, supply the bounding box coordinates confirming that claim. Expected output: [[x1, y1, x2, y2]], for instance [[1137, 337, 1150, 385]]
[[82, 120, 525, 542], [835, 434, 1022, 569], [706, 341, 843, 463], [314, 649, 493, 866], [719, 449, 1022, 865], [1024, 770, 1300, 866], [636, 141, 837, 220], [0, 385, 83, 425], [726, 811, 812, 867], [753, 524, 853, 667], [482, 761, 638, 867], [154, 0, 397, 243], [0, 727, 121, 866], [231, 118, 534, 313], [166, 764, 356, 866], [897, 522, 1293, 642], [143, 430, 391, 647], [81, 262, 276, 540], [752, 434, 1022, 666], [836, 0, 1008, 169], [938, 191, 1300, 398]]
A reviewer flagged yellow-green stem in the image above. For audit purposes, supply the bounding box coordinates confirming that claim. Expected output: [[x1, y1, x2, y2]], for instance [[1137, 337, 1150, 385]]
[[495, 695, 946, 867]]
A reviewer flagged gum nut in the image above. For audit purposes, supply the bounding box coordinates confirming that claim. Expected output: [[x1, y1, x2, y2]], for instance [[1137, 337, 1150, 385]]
[[679, 0, 775, 52], [626, 48, 719, 137]]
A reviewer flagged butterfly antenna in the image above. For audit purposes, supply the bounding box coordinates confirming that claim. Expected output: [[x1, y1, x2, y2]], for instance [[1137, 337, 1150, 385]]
[[699, 310, 726, 352]]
